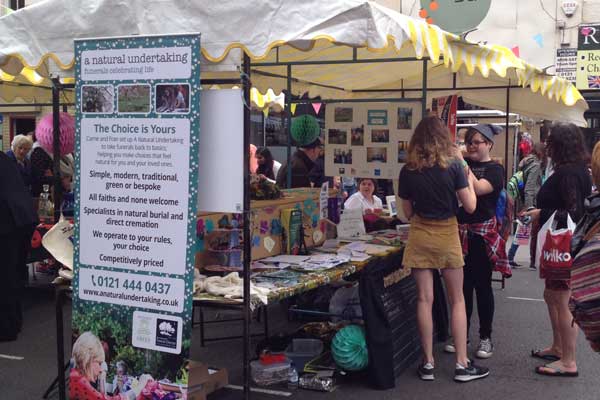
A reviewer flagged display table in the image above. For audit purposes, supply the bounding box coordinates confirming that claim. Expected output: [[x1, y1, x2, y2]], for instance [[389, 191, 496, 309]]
[[196, 188, 334, 267]]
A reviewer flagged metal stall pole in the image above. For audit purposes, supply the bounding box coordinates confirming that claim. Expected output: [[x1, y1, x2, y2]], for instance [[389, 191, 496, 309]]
[[51, 77, 63, 224], [505, 84, 511, 182], [285, 65, 292, 188], [242, 53, 252, 400], [422, 60, 428, 118]]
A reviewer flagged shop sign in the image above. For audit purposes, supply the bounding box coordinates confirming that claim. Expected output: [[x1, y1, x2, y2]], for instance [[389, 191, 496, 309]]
[[556, 48, 577, 83], [577, 25, 600, 89]]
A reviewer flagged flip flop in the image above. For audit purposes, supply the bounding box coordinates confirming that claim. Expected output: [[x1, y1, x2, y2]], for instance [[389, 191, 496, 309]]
[[530, 349, 560, 361], [535, 365, 579, 377]]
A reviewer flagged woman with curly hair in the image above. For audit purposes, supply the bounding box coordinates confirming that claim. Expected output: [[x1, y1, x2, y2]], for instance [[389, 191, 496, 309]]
[[526, 123, 591, 377], [399, 116, 487, 382]]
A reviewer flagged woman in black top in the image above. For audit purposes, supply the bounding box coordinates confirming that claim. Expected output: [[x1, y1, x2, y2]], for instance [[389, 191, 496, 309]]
[[399, 117, 488, 382], [452, 124, 506, 360], [526, 123, 591, 377], [256, 147, 276, 181]]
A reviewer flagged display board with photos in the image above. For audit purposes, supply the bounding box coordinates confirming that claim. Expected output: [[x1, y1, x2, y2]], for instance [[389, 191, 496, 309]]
[[324, 102, 421, 179]]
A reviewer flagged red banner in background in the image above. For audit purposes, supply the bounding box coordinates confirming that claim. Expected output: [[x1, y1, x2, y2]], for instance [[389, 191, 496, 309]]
[[431, 95, 458, 143]]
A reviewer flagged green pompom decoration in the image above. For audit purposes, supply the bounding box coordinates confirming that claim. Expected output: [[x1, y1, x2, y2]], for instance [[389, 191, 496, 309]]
[[291, 115, 320, 146], [331, 325, 369, 371]]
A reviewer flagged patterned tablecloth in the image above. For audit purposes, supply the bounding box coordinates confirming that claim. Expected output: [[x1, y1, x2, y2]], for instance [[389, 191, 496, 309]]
[[194, 244, 407, 304]]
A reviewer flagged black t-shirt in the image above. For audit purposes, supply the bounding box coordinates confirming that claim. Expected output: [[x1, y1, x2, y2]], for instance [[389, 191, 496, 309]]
[[537, 163, 591, 226], [398, 160, 468, 220], [458, 160, 504, 224]]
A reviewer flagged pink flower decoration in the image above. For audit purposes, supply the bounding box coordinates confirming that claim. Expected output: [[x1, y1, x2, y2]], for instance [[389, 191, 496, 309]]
[[35, 112, 75, 156]]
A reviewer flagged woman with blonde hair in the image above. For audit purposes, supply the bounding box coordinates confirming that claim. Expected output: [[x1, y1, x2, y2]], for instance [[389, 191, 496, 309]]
[[70, 332, 149, 399], [399, 116, 487, 382]]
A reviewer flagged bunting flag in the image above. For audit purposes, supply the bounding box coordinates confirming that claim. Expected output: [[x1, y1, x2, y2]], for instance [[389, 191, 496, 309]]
[[511, 46, 520, 57], [533, 33, 543, 48], [312, 102, 322, 115], [263, 107, 269, 118], [290, 103, 297, 115]]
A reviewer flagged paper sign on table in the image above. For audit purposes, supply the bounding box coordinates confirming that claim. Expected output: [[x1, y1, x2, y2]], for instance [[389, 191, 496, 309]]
[[320, 182, 329, 220], [336, 208, 366, 239]]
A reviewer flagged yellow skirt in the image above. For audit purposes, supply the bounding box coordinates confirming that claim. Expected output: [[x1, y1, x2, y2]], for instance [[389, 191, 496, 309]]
[[402, 215, 464, 269]]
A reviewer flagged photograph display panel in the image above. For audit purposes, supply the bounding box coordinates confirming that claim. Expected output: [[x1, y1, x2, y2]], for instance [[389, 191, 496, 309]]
[[325, 102, 421, 179]]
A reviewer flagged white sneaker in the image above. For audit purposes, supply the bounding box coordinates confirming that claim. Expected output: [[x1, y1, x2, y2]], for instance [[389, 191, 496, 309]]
[[444, 340, 456, 353], [444, 338, 469, 353], [475, 338, 494, 359]]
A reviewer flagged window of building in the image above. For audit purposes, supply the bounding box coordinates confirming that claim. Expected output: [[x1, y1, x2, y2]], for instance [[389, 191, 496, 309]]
[[9, 116, 36, 143], [9, 0, 25, 10]]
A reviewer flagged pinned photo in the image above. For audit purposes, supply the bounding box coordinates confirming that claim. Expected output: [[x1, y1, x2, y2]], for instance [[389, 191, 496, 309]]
[[371, 129, 389, 143], [328, 129, 347, 145], [334, 107, 353, 122], [351, 125, 365, 146], [156, 84, 190, 114], [366, 147, 387, 163], [117, 84, 150, 113], [398, 141, 409, 163], [397, 107, 413, 130], [81, 85, 114, 113], [333, 148, 353, 164]]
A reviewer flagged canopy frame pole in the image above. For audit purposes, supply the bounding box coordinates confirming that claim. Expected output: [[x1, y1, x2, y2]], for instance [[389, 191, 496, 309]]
[[242, 53, 252, 400], [289, 98, 420, 104], [422, 59, 428, 119], [51, 77, 63, 224], [505, 84, 511, 182], [252, 56, 428, 66], [286, 65, 293, 189]]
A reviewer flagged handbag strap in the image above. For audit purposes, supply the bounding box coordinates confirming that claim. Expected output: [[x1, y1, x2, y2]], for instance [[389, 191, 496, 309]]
[[584, 221, 600, 241]]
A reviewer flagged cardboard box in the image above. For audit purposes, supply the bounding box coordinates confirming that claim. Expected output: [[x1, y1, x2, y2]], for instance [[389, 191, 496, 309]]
[[187, 361, 228, 400]]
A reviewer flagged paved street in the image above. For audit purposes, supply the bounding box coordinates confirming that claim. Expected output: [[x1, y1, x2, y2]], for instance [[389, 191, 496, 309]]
[[1, 245, 599, 399]]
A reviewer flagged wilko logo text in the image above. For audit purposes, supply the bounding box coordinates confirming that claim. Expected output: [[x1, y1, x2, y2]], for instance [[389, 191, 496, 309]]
[[543, 249, 572, 263]]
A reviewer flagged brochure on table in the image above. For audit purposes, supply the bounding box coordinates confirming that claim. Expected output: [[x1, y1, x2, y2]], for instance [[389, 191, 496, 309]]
[[73, 33, 200, 395], [324, 102, 421, 179]]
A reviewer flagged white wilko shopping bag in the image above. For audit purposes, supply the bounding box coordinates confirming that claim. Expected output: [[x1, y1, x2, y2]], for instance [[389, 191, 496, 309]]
[[535, 211, 575, 274], [513, 220, 531, 246]]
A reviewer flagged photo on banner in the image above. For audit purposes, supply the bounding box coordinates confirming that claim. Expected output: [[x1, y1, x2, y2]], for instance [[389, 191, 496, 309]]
[[73, 33, 201, 399]]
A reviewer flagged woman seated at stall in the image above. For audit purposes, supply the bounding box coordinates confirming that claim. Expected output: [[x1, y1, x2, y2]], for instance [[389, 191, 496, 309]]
[[255, 147, 281, 183], [343, 178, 383, 214]]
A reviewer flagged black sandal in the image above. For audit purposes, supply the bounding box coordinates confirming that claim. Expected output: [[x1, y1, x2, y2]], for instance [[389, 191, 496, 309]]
[[530, 349, 560, 361]]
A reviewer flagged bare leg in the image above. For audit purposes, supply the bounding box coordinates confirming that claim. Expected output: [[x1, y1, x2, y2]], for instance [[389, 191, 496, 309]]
[[442, 268, 469, 367], [541, 289, 563, 357], [537, 289, 577, 373], [412, 269, 435, 364]]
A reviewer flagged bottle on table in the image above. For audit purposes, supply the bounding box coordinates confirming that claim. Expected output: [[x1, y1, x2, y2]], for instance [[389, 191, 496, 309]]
[[38, 184, 54, 222]]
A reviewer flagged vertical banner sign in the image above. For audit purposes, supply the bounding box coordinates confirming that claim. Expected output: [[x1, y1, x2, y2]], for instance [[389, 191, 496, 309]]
[[73, 33, 200, 398], [577, 25, 600, 89], [431, 95, 458, 142], [555, 48, 577, 83]]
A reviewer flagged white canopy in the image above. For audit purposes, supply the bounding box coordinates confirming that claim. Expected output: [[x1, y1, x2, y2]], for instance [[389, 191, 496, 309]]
[[0, 0, 587, 124]]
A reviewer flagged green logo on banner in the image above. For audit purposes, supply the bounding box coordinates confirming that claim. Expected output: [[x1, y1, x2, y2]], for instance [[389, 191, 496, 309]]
[[419, 0, 492, 34]]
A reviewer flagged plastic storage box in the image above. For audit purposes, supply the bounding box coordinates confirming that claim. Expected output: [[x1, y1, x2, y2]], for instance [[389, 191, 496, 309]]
[[250, 359, 291, 386], [285, 338, 324, 372]]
